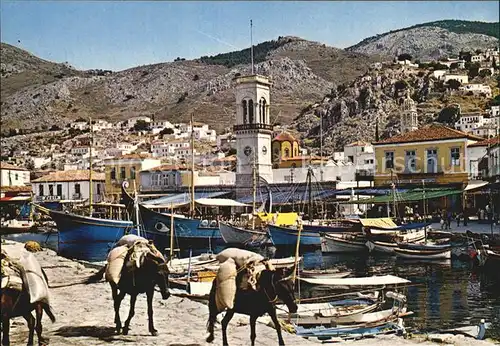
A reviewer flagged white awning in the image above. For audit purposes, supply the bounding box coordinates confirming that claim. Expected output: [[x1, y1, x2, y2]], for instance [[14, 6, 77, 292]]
[[195, 198, 248, 207], [464, 181, 489, 191], [298, 274, 410, 287]]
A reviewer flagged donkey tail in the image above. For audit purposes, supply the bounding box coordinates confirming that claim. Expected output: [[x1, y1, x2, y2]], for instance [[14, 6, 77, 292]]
[[85, 266, 106, 284], [42, 303, 56, 323]]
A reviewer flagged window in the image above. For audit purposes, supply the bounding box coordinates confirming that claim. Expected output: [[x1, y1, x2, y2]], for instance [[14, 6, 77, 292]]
[[48, 185, 54, 196], [97, 183, 101, 195], [110, 167, 116, 180], [450, 148, 460, 166], [75, 183, 81, 195], [427, 149, 438, 173], [130, 167, 136, 179], [361, 147, 365, 152], [57, 184, 62, 197], [405, 150, 416, 172], [248, 100, 254, 124], [120, 167, 126, 179], [284, 148, 290, 158], [385, 151, 394, 169], [242, 100, 247, 124], [348, 156, 354, 163], [39, 185, 44, 196], [14, 173, 18, 180]]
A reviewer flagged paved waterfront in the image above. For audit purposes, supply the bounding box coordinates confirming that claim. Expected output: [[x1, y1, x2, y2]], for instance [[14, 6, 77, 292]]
[[2, 240, 495, 346]]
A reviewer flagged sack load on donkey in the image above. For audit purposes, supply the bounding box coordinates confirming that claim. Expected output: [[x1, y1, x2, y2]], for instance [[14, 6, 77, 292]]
[[1, 248, 56, 346]]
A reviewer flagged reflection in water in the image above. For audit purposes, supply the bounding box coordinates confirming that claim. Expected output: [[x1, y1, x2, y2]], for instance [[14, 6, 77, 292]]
[[3, 232, 499, 336]]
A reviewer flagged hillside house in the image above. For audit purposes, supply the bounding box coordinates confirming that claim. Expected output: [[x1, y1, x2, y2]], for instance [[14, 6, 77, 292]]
[[443, 74, 469, 84], [71, 122, 88, 131], [31, 170, 105, 203], [472, 126, 498, 139], [126, 116, 152, 129], [455, 113, 486, 133], [0, 162, 30, 187], [459, 84, 492, 97]]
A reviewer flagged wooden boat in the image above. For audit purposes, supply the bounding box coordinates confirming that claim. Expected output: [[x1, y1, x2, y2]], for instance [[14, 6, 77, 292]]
[[302, 219, 359, 234], [486, 250, 500, 264], [321, 233, 367, 253], [0, 219, 35, 234], [268, 224, 321, 246], [269, 256, 303, 269], [297, 274, 410, 288], [294, 320, 404, 339], [168, 254, 219, 274], [219, 221, 268, 245], [300, 269, 351, 279], [394, 247, 451, 260], [365, 240, 399, 254], [398, 242, 451, 251], [48, 209, 134, 261]]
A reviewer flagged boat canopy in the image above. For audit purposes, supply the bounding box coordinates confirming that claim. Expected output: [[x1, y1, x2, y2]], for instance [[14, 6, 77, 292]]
[[341, 188, 463, 204], [142, 191, 230, 205], [257, 212, 299, 226], [195, 198, 248, 207], [464, 181, 489, 191], [298, 274, 411, 287], [358, 218, 397, 228]]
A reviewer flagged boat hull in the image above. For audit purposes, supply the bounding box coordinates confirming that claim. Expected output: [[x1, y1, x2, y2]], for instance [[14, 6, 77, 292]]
[[219, 222, 268, 245], [321, 234, 367, 253], [394, 248, 451, 259], [268, 224, 321, 246], [366, 240, 398, 254], [50, 210, 134, 261], [139, 205, 223, 249]]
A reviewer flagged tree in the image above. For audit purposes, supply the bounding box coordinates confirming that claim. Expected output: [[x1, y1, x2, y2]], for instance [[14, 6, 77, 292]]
[[397, 53, 412, 61], [446, 79, 462, 90], [50, 124, 61, 131], [394, 80, 409, 91], [467, 62, 481, 78], [493, 57, 497, 69], [160, 127, 174, 136], [479, 69, 492, 78], [133, 120, 150, 132], [437, 106, 460, 125], [449, 62, 459, 70]]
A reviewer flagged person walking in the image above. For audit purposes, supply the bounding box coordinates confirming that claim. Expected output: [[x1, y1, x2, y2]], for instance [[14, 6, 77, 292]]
[[446, 210, 453, 230], [456, 212, 461, 227]]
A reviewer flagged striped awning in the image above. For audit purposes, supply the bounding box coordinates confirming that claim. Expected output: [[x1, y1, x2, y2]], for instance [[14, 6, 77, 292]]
[[142, 191, 230, 205], [0, 196, 31, 202]]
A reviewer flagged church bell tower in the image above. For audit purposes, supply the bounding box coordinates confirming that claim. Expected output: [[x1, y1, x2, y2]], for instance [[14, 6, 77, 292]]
[[234, 75, 274, 190]]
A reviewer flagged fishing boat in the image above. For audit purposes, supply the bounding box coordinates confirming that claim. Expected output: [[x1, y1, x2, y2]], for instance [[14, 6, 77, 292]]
[[294, 320, 404, 339], [302, 219, 359, 234], [393, 247, 452, 260], [300, 269, 351, 279], [297, 274, 411, 288], [321, 233, 367, 253], [268, 224, 321, 246], [219, 221, 268, 245], [397, 242, 451, 251], [365, 240, 399, 254], [0, 218, 35, 234]]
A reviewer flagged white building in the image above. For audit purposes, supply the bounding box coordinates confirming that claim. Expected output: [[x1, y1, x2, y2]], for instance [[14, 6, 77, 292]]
[[432, 70, 447, 80], [467, 140, 489, 180], [217, 133, 236, 150], [174, 147, 198, 161], [443, 74, 469, 84], [32, 157, 52, 169], [126, 116, 151, 129], [71, 146, 90, 156], [472, 126, 498, 138], [92, 119, 113, 132], [116, 142, 136, 154], [70, 122, 88, 131], [31, 170, 105, 203], [343, 141, 375, 168], [460, 84, 492, 97], [455, 113, 486, 133], [0, 162, 30, 187], [490, 106, 500, 117]]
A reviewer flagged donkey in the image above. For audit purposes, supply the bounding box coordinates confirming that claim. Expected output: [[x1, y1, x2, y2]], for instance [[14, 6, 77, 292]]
[[1, 270, 56, 346], [206, 267, 298, 346], [87, 250, 170, 336]]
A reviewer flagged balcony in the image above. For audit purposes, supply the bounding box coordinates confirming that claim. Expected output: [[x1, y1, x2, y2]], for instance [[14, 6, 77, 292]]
[[233, 123, 273, 132], [35, 195, 65, 202]]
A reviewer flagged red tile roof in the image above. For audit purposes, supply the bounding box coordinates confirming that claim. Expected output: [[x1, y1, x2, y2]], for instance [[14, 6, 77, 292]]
[[0, 162, 28, 171], [374, 124, 484, 145], [346, 141, 371, 147], [146, 164, 188, 171], [31, 170, 105, 183], [273, 131, 297, 142], [468, 136, 500, 147], [0, 186, 32, 193]]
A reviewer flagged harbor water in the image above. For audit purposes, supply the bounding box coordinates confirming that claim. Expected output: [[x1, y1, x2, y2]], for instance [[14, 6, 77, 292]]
[[3, 231, 500, 338]]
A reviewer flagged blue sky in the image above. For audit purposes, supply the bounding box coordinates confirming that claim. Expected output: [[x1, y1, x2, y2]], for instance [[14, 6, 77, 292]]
[[1, 1, 498, 71]]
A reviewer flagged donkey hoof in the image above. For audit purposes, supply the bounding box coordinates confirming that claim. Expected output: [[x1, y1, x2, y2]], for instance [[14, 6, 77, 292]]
[[150, 329, 158, 337], [206, 334, 214, 343], [122, 327, 129, 335]]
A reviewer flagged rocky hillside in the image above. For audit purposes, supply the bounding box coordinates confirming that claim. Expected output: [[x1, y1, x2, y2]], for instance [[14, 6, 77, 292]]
[[0, 37, 381, 134], [347, 20, 499, 60], [294, 63, 498, 152]]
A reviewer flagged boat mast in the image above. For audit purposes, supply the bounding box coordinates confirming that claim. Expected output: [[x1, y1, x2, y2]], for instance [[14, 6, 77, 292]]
[[133, 180, 141, 237], [391, 170, 397, 221], [190, 113, 195, 218], [308, 167, 313, 221], [252, 153, 257, 230], [320, 113, 323, 182], [170, 202, 174, 259], [89, 117, 93, 217], [422, 179, 427, 242]]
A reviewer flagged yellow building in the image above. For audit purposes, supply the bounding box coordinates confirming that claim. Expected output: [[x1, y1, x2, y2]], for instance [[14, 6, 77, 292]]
[[104, 154, 161, 201], [373, 124, 483, 188]]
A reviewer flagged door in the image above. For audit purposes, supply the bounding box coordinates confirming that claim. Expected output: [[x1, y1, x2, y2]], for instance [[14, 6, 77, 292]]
[[427, 149, 438, 173], [405, 150, 416, 173]]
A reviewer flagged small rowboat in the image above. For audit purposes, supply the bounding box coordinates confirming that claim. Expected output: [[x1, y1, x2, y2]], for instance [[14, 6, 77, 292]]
[[321, 233, 367, 253], [394, 247, 451, 260], [365, 240, 398, 254], [398, 242, 451, 251], [219, 221, 268, 245], [300, 269, 351, 280]]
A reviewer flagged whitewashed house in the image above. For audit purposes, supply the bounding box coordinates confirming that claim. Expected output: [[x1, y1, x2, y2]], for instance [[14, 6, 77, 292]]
[[455, 113, 486, 133], [31, 170, 105, 203], [71, 146, 90, 156], [443, 74, 469, 84], [460, 84, 492, 97], [71, 122, 88, 131], [0, 162, 30, 187], [126, 116, 151, 129]]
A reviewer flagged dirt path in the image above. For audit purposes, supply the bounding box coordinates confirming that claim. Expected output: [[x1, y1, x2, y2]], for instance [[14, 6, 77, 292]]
[[2, 240, 493, 346]]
